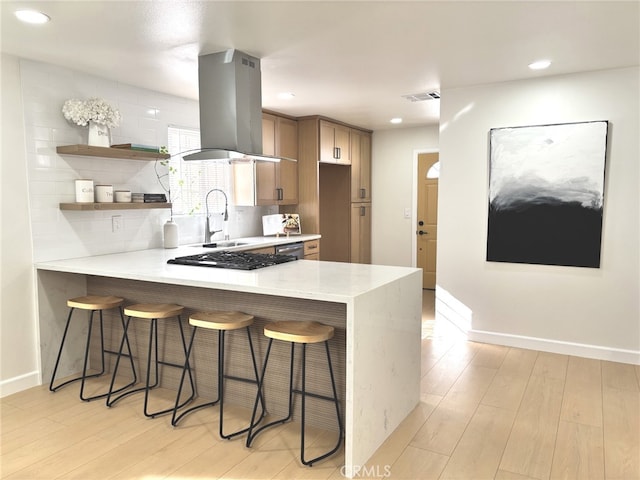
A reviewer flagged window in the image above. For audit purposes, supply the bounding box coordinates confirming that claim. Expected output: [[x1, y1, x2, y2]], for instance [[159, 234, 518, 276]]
[[426, 161, 440, 179], [165, 126, 230, 216]]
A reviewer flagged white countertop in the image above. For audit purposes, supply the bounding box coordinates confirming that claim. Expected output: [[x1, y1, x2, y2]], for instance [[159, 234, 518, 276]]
[[35, 241, 421, 303]]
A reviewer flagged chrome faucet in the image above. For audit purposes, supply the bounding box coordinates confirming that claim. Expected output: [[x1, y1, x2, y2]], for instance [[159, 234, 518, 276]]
[[204, 188, 229, 243]]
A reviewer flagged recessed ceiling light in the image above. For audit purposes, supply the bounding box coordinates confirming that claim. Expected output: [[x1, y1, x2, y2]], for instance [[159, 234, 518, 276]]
[[390, 118, 403, 124], [277, 92, 295, 100], [528, 60, 551, 70], [15, 9, 50, 24]]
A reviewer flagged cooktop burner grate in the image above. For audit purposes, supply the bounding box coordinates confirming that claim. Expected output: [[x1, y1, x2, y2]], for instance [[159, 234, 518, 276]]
[[167, 250, 297, 270]]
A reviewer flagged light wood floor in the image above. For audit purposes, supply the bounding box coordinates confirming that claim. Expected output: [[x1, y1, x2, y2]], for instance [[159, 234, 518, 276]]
[[1, 290, 639, 479]]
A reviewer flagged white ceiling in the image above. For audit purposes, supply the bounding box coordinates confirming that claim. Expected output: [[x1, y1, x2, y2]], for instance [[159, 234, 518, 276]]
[[1, 1, 638, 131]]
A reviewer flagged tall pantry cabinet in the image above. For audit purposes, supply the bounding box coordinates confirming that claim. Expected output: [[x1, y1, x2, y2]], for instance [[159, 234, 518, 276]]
[[349, 129, 372, 264], [297, 116, 372, 263]]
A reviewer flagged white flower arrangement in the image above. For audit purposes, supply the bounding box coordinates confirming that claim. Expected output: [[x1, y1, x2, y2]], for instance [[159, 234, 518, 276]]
[[62, 97, 121, 129]]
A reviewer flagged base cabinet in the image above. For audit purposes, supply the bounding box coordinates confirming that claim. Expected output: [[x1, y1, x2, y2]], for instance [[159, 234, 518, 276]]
[[351, 203, 372, 264], [304, 239, 320, 260]]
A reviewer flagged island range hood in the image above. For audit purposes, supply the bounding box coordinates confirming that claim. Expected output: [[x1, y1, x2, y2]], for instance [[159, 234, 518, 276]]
[[184, 49, 281, 162]]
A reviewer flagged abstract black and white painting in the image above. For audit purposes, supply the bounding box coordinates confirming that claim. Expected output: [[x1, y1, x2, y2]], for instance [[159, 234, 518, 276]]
[[487, 120, 608, 268]]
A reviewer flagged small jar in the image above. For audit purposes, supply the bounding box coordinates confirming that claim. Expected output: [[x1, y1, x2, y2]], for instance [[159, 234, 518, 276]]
[[114, 190, 132, 203], [95, 185, 114, 203], [163, 220, 178, 248]]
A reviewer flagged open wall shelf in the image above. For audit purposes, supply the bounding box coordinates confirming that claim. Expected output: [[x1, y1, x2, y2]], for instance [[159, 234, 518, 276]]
[[60, 202, 171, 211], [56, 144, 170, 161]]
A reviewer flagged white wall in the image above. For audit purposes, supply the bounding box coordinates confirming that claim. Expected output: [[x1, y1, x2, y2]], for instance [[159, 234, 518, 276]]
[[1, 54, 39, 396], [371, 126, 439, 267], [438, 67, 640, 363]]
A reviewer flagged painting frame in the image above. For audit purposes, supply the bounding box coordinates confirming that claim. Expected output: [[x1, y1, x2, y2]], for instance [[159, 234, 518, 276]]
[[486, 120, 609, 268]]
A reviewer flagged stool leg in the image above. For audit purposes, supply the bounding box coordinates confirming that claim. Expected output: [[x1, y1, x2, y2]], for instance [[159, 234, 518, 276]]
[[218, 328, 266, 440], [171, 320, 199, 426], [78, 310, 105, 401], [115, 306, 138, 391], [171, 325, 200, 426], [142, 318, 159, 417], [143, 315, 194, 419], [245, 326, 266, 427], [176, 315, 196, 406], [300, 341, 343, 466], [106, 314, 138, 407], [246, 340, 296, 447], [49, 307, 76, 392]]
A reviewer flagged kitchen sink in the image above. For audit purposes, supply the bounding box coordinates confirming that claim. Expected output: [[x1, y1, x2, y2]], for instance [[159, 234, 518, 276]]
[[202, 241, 250, 248]]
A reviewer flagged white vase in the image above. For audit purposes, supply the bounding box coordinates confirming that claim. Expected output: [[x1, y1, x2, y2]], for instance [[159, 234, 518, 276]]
[[87, 121, 110, 147], [163, 220, 179, 248]]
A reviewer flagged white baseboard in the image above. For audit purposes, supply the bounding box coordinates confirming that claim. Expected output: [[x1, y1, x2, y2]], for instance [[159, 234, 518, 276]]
[[469, 329, 640, 365], [0, 371, 41, 398]]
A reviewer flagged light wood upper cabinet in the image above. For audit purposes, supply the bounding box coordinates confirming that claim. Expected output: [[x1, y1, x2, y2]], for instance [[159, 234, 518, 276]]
[[256, 113, 299, 205], [262, 115, 277, 156], [278, 116, 298, 160], [320, 120, 351, 164], [350, 129, 372, 203]]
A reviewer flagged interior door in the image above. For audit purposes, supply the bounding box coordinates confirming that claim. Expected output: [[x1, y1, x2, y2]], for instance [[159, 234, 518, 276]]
[[417, 153, 439, 289]]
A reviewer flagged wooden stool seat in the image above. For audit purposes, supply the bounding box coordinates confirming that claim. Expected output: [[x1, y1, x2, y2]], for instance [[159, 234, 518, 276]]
[[189, 311, 254, 330], [124, 303, 184, 319], [264, 321, 334, 344], [67, 295, 123, 310]]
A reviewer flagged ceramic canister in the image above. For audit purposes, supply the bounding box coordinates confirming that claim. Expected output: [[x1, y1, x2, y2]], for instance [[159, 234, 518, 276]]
[[114, 190, 132, 203], [95, 185, 114, 203], [75, 179, 94, 203]]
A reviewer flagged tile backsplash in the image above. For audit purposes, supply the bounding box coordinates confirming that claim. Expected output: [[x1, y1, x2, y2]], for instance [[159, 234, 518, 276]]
[[21, 59, 274, 262]]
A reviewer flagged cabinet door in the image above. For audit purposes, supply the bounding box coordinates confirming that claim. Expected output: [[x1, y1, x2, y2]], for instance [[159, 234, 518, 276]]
[[277, 159, 298, 205], [262, 114, 277, 156], [278, 117, 298, 160], [320, 120, 337, 163], [320, 120, 351, 164], [351, 203, 372, 264], [351, 130, 371, 202], [255, 161, 277, 205], [334, 124, 351, 164]]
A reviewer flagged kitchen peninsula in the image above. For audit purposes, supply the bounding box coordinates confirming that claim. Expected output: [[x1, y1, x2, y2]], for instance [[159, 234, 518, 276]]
[[35, 246, 422, 476]]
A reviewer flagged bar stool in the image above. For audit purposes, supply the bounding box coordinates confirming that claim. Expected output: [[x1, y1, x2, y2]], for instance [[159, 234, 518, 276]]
[[106, 303, 195, 418], [171, 311, 265, 439], [49, 295, 136, 401], [246, 320, 343, 466]]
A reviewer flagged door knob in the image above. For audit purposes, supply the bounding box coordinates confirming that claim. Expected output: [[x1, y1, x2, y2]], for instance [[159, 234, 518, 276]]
[[418, 230, 427, 235]]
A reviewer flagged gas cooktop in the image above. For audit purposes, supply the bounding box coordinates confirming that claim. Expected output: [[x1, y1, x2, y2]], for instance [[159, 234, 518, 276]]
[[167, 250, 297, 270]]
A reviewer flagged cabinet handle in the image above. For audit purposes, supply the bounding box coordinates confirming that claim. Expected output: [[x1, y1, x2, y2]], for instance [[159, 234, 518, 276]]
[[334, 147, 340, 159], [277, 188, 283, 201], [360, 206, 366, 216], [360, 188, 366, 198]]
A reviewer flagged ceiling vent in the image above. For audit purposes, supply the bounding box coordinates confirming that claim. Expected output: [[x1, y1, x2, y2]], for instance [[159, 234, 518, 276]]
[[402, 91, 441, 102]]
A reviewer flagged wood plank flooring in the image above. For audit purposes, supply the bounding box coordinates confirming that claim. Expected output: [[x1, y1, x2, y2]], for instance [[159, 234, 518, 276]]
[[1, 290, 638, 479]]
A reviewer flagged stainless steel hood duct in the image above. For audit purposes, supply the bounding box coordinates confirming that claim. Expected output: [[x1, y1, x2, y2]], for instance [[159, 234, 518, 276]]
[[184, 49, 280, 162]]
